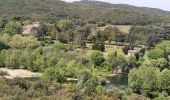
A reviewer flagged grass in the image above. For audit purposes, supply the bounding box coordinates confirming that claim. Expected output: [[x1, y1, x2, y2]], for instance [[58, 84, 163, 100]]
[[99, 25, 132, 33]]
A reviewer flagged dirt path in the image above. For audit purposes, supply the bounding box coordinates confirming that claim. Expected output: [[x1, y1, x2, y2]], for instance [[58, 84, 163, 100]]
[[0, 68, 42, 79]]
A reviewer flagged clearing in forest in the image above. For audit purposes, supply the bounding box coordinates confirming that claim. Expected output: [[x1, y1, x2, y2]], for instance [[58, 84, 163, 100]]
[[0, 68, 42, 79]]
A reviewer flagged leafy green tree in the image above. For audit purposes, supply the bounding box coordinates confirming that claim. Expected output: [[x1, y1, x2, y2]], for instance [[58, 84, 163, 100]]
[[0, 50, 6, 67], [57, 20, 73, 32], [4, 21, 22, 35], [23, 20, 32, 25], [43, 67, 67, 83], [160, 69, 170, 94], [4, 50, 21, 69], [0, 34, 11, 44], [52, 41, 67, 52], [90, 50, 104, 66], [127, 55, 137, 67], [107, 51, 117, 68], [77, 70, 98, 95], [148, 49, 164, 59], [128, 26, 138, 49], [107, 51, 127, 72], [129, 66, 160, 98], [8, 35, 40, 49], [74, 26, 86, 48], [150, 58, 168, 70]]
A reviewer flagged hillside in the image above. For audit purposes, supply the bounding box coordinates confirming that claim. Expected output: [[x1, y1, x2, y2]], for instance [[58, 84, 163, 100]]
[[74, 0, 170, 17], [0, 0, 170, 24], [74, 0, 170, 22]]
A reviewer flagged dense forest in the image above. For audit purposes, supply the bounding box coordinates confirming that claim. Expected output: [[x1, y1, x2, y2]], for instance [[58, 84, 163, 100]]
[[1, 0, 170, 25], [0, 0, 170, 100]]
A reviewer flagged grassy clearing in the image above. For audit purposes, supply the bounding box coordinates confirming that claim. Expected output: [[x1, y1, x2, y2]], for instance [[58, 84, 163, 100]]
[[99, 25, 132, 33]]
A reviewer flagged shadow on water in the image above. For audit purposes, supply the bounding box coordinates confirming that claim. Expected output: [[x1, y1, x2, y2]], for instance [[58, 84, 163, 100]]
[[106, 74, 128, 88]]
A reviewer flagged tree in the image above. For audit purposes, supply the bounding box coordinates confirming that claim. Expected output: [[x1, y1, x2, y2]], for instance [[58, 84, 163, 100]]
[[107, 51, 117, 68], [129, 66, 160, 98], [0, 50, 6, 67], [160, 69, 170, 94], [0, 19, 8, 29], [37, 22, 48, 42], [128, 26, 138, 49], [127, 55, 137, 68], [57, 20, 73, 32], [4, 50, 21, 69], [0, 34, 11, 44], [92, 43, 105, 52], [0, 41, 8, 50], [90, 50, 104, 66], [74, 26, 86, 48], [43, 67, 67, 83], [8, 34, 40, 49], [4, 21, 22, 35], [147, 49, 164, 59], [77, 70, 98, 95], [107, 51, 127, 72]]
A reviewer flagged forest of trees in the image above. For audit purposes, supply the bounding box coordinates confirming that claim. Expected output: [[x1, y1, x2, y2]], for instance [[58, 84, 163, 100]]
[[1, 0, 170, 100], [1, 0, 170, 25], [0, 16, 170, 99]]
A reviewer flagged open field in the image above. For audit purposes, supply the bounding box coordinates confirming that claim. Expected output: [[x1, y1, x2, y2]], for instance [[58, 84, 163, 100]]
[[99, 25, 132, 33]]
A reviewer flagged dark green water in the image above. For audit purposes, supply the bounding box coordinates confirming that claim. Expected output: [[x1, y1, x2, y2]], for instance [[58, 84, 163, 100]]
[[107, 75, 128, 88]]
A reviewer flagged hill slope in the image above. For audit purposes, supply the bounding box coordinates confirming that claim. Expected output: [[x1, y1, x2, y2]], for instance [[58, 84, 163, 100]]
[[0, 0, 170, 24]]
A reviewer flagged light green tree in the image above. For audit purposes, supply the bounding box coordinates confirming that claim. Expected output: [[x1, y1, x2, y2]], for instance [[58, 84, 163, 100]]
[[4, 21, 22, 35]]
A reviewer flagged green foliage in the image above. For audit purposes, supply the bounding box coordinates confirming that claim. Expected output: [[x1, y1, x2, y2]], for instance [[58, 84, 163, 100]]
[[58, 20, 73, 31], [0, 34, 11, 44], [52, 41, 67, 52], [4, 49, 21, 69], [0, 41, 9, 50], [23, 20, 33, 25], [129, 66, 170, 98], [0, 0, 166, 25], [127, 55, 137, 66], [92, 43, 105, 51], [77, 70, 98, 95], [148, 49, 164, 59], [89, 50, 104, 66], [8, 35, 40, 49], [107, 51, 126, 67], [4, 21, 22, 35], [105, 86, 124, 98], [160, 69, 170, 94], [43, 67, 67, 83]]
